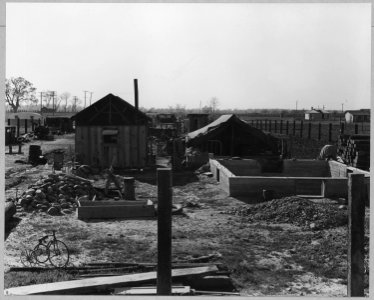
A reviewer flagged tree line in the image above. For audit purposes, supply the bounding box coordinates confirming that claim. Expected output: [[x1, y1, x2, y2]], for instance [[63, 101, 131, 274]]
[[5, 77, 83, 113]]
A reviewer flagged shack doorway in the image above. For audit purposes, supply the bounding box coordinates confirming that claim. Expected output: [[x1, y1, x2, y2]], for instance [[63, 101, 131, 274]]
[[102, 129, 119, 167]]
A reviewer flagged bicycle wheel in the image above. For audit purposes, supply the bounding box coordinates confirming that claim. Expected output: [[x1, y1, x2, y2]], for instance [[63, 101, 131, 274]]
[[48, 240, 70, 268], [33, 244, 49, 264], [20, 249, 36, 267]]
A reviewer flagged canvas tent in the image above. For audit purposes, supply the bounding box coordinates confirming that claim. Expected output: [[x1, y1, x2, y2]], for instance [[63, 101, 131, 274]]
[[185, 114, 280, 157]]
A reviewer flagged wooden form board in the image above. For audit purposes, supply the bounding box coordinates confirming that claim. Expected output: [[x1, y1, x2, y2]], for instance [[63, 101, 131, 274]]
[[77, 204, 155, 219], [78, 200, 151, 207], [4, 266, 219, 295], [75, 125, 148, 168]]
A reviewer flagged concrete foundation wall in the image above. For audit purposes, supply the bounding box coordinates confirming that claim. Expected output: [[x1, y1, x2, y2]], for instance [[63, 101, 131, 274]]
[[209, 159, 233, 194], [210, 159, 367, 201], [322, 178, 348, 198], [229, 177, 296, 198], [328, 161, 348, 178], [217, 159, 262, 176], [283, 160, 329, 177]]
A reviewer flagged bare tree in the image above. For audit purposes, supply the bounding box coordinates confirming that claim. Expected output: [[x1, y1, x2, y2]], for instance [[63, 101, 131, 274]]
[[209, 97, 219, 113], [60, 92, 71, 112], [5, 77, 37, 112]]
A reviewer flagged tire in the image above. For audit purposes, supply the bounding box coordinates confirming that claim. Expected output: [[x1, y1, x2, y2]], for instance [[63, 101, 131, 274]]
[[20, 249, 36, 267], [33, 244, 49, 264], [48, 240, 70, 268]]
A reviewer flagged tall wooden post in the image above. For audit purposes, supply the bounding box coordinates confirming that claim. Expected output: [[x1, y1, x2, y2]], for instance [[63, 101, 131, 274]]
[[286, 121, 289, 135], [318, 123, 321, 140], [268, 120, 272, 132], [340, 122, 345, 135], [300, 121, 303, 138], [280, 120, 283, 134], [16, 117, 20, 138], [348, 173, 365, 297], [157, 168, 172, 295], [355, 124, 358, 134], [293, 120, 296, 136], [274, 120, 277, 133], [24, 119, 28, 133], [308, 122, 311, 139], [328, 123, 332, 142], [7, 118, 10, 126]]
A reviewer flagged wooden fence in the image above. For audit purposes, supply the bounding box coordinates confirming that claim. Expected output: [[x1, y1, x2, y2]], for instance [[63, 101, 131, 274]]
[[249, 119, 370, 142]]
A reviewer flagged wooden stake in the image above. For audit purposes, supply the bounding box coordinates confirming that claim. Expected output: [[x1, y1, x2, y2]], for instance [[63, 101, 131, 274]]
[[348, 173, 365, 297], [123, 177, 135, 200], [157, 168, 172, 295]]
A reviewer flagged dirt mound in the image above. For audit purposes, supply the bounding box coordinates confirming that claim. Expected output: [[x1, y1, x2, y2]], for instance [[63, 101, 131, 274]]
[[229, 196, 347, 230]]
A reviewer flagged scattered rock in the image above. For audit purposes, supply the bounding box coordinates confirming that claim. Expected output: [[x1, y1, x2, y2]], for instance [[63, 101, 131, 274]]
[[226, 196, 348, 230], [62, 209, 73, 214], [47, 207, 60, 216]]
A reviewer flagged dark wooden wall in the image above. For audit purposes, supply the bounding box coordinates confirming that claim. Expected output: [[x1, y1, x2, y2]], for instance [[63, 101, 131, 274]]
[[75, 125, 148, 168]]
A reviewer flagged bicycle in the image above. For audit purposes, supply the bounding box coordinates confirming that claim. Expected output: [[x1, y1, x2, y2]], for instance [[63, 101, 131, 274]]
[[21, 230, 70, 268]]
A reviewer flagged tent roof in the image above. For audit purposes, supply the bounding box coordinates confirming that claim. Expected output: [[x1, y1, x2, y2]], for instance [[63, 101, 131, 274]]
[[186, 114, 278, 146], [72, 93, 150, 126]]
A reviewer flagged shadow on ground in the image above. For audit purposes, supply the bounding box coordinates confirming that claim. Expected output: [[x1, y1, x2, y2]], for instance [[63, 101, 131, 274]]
[[5, 216, 22, 241]]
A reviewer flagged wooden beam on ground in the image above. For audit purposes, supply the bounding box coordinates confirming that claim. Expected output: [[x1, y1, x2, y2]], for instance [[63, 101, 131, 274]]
[[347, 173, 365, 297], [4, 266, 218, 295]]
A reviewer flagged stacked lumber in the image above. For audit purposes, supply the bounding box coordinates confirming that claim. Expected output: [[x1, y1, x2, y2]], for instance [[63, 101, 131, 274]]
[[337, 134, 370, 170], [5, 260, 237, 295]]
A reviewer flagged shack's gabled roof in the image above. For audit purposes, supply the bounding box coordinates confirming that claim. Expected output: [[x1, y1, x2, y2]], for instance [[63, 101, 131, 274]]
[[72, 93, 150, 126]]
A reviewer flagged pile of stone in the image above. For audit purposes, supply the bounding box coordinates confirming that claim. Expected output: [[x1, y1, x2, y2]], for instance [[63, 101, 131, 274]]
[[227, 196, 348, 230], [17, 173, 97, 216]]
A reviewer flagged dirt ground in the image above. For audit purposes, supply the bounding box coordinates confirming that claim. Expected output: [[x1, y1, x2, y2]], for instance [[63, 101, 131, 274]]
[[3, 134, 369, 296]]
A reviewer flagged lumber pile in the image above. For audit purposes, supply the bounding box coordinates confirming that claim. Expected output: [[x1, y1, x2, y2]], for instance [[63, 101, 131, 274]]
[[5, 261, 237, 295], [4, 265, 228, 295], [337, 134, 370, 170]]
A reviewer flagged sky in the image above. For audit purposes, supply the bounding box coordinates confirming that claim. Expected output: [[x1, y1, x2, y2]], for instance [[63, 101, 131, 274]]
[[5, 2, 372, 110]]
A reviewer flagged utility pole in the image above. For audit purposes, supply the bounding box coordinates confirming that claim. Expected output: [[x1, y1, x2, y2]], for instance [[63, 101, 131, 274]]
[[73, 96, 78, 112], [341, 103, 344, 113], [49, 91, 56, 115], [89, 92, 93, 106], [83, 91, 93, 107], [39, 92, 43, 113], [83, 91, 87, 108]]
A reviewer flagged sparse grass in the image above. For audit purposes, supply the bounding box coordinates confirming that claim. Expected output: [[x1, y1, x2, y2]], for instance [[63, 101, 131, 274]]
[[4, 270, 76, 289]]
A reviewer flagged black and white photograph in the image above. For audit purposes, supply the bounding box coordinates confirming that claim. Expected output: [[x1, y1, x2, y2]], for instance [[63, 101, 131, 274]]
[[1, 0, 372, 297]]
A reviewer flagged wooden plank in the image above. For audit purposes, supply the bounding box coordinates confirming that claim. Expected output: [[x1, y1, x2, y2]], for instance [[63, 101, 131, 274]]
[[114, 286, 191, 295], [347, 174, 365, 297], [139, 125, 146, 167], [4, 266, 219, 295], [124, 126, 131, 167], [77, 204, 155, 220], [129, 126, 138, 167], [79, 200, 150, 206]]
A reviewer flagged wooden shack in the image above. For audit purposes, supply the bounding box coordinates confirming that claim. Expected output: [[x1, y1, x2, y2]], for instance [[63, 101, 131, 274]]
[[72, 93, 151, 169]]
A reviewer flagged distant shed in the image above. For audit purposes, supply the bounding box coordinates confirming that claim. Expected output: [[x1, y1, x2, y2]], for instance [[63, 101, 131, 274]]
[[345, 109, 370, 123], [72, 93, 151, 168]]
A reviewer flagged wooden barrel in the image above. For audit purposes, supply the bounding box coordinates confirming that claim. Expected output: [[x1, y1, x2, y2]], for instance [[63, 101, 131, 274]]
[[28, 145, 42, 163], [5, 202, 16, 222]]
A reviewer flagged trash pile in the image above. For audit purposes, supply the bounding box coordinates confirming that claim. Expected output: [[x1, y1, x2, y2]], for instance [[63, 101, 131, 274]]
[[17, 173, 97, 216], [228, 196, 348, 230]]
